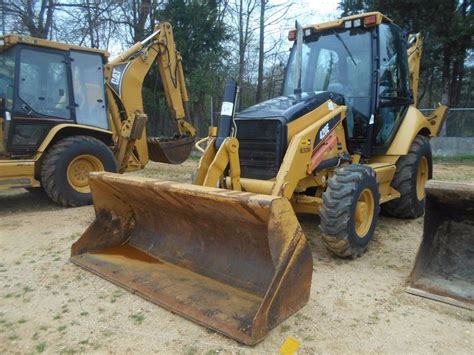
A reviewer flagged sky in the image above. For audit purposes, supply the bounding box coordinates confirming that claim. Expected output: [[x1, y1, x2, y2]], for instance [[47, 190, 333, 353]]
[[253, 0, 341, 65], [109, 0, 342, 58], [271, 0, 342, 30], [281, 0, 341, 23], [262, 0, 342, 47]]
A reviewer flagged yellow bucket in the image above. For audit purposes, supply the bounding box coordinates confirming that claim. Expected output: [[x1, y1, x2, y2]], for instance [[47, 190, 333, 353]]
[[71, 172, 312, 344]]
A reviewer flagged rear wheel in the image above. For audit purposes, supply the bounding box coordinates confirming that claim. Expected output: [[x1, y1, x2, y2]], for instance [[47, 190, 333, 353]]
[[382, 135, 432, 218], [320, 165, 380, 258], [41, 136, 117, 207]]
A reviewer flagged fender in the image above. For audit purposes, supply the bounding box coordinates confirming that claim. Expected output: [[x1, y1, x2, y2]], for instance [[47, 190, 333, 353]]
[[35, 124, 113, 155], [386, 104, 448, 156]]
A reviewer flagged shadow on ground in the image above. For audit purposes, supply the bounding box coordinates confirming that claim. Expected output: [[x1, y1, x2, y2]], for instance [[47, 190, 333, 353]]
[[0, 188, 63, 215]]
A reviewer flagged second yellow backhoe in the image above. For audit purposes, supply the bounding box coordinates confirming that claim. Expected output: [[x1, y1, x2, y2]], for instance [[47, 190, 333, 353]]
[[0, 22, 195, 206], [70, 12, 461, 345]]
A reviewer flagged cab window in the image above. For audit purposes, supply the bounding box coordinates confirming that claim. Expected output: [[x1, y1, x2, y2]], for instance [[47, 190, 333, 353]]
[[283, 29, 373, 141], [71, 51, 108, 129], [376, 24, 410, 145], [0, 48, 15, 112], [17, 48, 70, 120]]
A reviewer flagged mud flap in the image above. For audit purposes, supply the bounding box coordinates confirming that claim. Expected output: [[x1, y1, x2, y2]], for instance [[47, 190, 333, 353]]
[[407, 180, 474, 310], [71, 172, 312, 345], [147, 136, 194, 164]]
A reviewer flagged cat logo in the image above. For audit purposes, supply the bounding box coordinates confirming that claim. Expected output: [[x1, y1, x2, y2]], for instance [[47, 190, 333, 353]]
[[110, 68, 122, 86], [319, 123, 330, 140]]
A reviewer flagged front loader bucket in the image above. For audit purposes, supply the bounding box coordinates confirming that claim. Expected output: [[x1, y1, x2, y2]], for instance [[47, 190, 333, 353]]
[[147, 136, 194, 164], [407, 180, 474, 310], [71, 172, 312, 345]]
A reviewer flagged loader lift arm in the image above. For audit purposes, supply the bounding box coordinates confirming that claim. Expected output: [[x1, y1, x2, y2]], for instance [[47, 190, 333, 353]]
[[105, 22, 196, 172]]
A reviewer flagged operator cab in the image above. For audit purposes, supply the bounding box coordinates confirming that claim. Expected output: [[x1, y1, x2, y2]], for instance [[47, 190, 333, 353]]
[[283, 14, 410, 154], [0, 36, 109, 156], [234, 12, 411, 179]]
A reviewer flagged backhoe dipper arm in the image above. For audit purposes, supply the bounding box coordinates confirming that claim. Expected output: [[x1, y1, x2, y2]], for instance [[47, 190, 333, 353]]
[[105, 22, 195, 172], [407, 33, 422, 107]]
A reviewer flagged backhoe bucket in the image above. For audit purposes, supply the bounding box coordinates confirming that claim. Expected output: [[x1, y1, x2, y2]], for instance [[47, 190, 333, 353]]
[[147, 136, 194, 164], [71, 173, 312, 345], [407, 180, 474, 310]]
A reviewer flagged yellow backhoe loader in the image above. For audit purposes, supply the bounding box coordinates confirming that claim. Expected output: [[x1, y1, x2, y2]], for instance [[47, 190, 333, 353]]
[[0, 22, 196, 206], [72, 13, 449, 344]]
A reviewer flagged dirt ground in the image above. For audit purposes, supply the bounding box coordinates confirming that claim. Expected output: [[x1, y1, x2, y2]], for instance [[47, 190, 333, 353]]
[[1, 160, 473, 354]]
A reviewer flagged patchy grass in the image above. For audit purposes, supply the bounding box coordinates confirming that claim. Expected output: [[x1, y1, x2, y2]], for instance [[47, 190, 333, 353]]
[[36, 341, 47, 353], [110, 290, 124, 303], [23, 286, 34, 294], [205, 349, 223, 355], [8, 334, 19, 341], [129, 312, 145, 324], [185, 346, 199, 355], [433, 155, 474, 163]]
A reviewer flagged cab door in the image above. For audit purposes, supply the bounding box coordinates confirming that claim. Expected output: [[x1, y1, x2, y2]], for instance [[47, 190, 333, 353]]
[[70, 51, 108, 130], [373, 23, 411, 153], [6, 46, 74, 154]]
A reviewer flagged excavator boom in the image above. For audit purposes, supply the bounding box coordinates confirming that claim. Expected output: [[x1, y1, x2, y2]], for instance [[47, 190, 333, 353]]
[[105, 22, 196, 171]]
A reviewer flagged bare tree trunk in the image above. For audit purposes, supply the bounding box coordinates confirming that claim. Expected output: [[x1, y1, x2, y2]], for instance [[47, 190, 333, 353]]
[[256, 0, 266, 102], [441, 46, 451, 106], [238, 0, 245, 85], [134, 0, 151, 42], [85, 0, 95, 47], [20, 0, 55, 38]]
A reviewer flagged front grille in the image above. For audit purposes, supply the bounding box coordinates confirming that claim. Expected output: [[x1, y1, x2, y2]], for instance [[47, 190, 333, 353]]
[[235, 119, 286, 180]]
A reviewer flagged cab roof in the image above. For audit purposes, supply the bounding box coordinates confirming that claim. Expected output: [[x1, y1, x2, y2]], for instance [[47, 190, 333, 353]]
[[289, 12, 393, 40], [0, 34, 109, 58], [308, 12, 392, 31]]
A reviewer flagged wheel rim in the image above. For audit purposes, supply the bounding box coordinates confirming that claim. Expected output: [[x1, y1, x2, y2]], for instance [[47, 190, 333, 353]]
[[67, 155, 104, 193], [416, 156, 429, 201], [355, 188, 375, 238]]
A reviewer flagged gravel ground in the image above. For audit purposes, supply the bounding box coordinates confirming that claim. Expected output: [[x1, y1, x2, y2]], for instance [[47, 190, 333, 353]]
[[0, 160, 473, 354]]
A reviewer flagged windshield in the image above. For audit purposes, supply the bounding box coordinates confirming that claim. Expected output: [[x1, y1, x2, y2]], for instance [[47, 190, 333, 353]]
[[283, 28, 373, 139]]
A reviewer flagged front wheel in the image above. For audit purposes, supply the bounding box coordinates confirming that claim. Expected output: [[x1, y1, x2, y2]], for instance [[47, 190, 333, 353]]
[[320, 165, 380, 258], [41, 136, 117, 207]]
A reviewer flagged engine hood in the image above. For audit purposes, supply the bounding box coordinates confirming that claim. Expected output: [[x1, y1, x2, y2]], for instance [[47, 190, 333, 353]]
[[236, 91, 344, 123]]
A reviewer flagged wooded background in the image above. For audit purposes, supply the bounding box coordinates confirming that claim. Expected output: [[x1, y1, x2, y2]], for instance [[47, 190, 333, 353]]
[[1, 0, 472, 137]]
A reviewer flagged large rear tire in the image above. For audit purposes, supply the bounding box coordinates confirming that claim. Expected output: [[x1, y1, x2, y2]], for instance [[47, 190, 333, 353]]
[[41, 136, 117, 207], [382, 135, 432, 219], [320, 165, 380, 258]]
